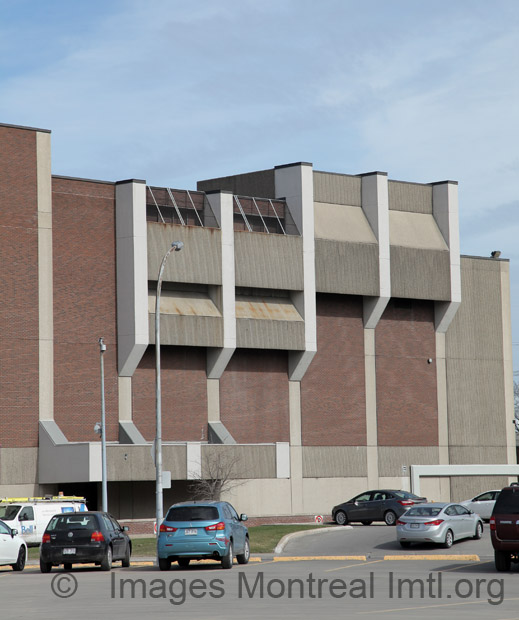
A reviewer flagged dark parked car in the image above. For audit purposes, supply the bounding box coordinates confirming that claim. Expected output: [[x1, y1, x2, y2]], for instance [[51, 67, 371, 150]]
[[158, 501, 249, 570], [490, 483, 519, 571], [332, 490, 427, 526], [40, 511, 131, 572]]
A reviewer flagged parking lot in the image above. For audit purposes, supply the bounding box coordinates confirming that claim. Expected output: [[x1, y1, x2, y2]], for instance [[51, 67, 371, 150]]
[[1, 524, 516, 619]]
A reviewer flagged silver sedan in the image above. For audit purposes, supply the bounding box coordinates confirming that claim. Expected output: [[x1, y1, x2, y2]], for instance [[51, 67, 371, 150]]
[[396, 503, 483, 548]]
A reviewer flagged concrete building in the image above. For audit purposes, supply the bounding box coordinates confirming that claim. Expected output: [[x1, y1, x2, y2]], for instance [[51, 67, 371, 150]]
[[0, 122, 516, 528]]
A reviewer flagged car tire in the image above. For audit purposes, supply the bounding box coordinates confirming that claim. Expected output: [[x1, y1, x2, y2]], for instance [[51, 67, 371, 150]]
[[442, 529, 454, 549], [361, 520, 373, 526], [100, 546, 113, 571], [40, 559, 52, 573], [473, 521, 483, 540], [335, 511, 348, 526], [121, 544, 131, 568], [495, 550, 511, 572], [384, 511, 397, 526], [399, 541, 411, 548], [178, 558, 190, 568], [63, 563, 72, 571], [158, 557, 171, 571], [237, 537, 250, 565], [11, 546, 26, 572], [221, 542, 233, 569]]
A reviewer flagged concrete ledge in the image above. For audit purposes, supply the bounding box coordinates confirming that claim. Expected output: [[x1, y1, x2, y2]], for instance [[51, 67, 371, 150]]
[[274, 525, 350, 554]]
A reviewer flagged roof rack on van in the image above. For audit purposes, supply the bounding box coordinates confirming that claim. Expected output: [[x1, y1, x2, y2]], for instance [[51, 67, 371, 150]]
[[0, 496, 86, 503]]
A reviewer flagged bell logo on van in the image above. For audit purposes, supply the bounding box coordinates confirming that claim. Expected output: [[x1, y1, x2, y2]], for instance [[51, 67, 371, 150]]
[[61, 507, 74, 513]]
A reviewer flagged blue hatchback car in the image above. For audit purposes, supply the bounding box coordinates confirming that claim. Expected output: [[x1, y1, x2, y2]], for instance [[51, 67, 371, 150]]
[[157, 501, 249, 570]]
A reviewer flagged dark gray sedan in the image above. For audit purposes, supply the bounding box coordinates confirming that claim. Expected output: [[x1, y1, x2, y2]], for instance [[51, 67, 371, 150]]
[[332, 490, 427, 526]]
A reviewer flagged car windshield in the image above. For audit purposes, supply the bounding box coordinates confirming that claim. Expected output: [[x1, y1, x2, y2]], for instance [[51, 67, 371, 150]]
[[47, 514, 97, 531], [405, 507, 441, 517], [166, 506, 219, 522], [0, 505, 21, 520], [494, 490, 519, 515]]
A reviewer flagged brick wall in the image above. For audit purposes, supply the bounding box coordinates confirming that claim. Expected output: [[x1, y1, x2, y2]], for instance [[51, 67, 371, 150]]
[[132, 346, 208, 441], [52, 177, 119, 442], [0, 126, 39, 448], [301, 294, 366, 446], [375, 299, 438, 446], [220, 349, 289, 443]]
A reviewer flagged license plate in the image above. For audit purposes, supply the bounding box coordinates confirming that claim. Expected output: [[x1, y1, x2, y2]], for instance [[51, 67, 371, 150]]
[[63, 548, 76, 554], [184, 529, 197, 536], [411, 524, 420, 529]]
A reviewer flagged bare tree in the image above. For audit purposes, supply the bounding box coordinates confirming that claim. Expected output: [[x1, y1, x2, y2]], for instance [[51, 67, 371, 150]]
[[188, 449, 248, 501]]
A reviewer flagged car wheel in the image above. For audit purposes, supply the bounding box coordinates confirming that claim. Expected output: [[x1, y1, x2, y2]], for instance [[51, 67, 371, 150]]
[[237, 537, 250, 565], [473, 521, 483, 540], [495, 550, 511, 572], [100, 546, 113, 571], [335, 511, 348, 526], [40, 559, 52, 574], [221, 542, 233, 569], [121, 544, 131, 568], [11, 546, 26, 572], [361, 520, 373, 526], [442, 529, 454, 549], [158, 557, 171, 571], [399, 541, 411, 548], [384, 511, 397, 526], [63, 563, 72, 571], [178, 558, 190, 568]]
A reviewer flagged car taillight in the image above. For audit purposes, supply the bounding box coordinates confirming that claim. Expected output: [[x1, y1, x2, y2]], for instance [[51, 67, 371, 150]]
[[424, 519, 444, 526], [205, 522, 226, 532], [159, 524, 178, 533], [490, 518, 496, 531], [396, 519, 406, 525], [42, 533, 50, 544], [398, 500, 414, 506], [91, 531, 105, 542]]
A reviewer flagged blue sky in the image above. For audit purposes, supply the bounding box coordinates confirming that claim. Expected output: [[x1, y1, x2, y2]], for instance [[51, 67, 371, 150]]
[[1, 0, 518, 370]]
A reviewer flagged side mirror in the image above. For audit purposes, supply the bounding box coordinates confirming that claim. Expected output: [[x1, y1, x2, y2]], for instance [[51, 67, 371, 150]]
[[240, 514, 248, 522], [11, 529, 18, 537], [123, 526, 129, 532]]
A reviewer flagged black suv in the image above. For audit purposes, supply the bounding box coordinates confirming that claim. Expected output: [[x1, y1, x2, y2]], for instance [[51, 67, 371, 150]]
[[490, 483, 519, 571]]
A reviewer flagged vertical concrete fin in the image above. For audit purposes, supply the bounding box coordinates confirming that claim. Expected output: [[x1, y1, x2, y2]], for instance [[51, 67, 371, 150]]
[[432, 181, 461, 333], [275, 164, 317, 381], [115, 180, 149, 376], [360, 172, 390, 329], [205, 191, 236, 378]]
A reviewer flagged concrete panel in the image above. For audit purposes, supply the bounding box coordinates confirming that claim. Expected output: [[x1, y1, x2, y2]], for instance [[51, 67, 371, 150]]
[[197, 169, 275, 198], [235, 295, 303, 321], [148, 314, 223, 347], [449, 476, 511, 503], [149, 290, 221, 317], [313, 171, 361, 206], [0, 484, 41, 498], [202, 445, 276, 479], [234, 231, 303, 290], [236, 318, 305, 350], [302, 477, 369, 514], [0, 448, 38, 484], [378, 447, 439, 477], [315, 239, 379, 295], [389, 211, 448, 250], [302, 446, 367, 478], [147, 223, 221, 285], [449, 446, 509, 464], [390, 247, 451, 300], [221, 478, 292, 517], [107, 444, 187, 481], [388, 180, 432, 213], [314, 202, 376, 243]]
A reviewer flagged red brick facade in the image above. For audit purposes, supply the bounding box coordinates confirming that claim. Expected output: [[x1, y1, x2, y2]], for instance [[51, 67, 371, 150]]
[[375, 299, 438, 446], [52, 177, 119, 442], [220, 349, 289, 443], [132, 347, 208, 441], [301, 294, 366, 446], [0, 127, 39, 447]]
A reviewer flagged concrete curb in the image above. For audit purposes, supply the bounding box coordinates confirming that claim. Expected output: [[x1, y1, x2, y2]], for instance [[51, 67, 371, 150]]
[[274, 525, 352, 554]]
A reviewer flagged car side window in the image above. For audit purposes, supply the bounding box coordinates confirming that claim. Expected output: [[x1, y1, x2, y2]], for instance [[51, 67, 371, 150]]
[[228, 504, 240, 521], [373, 492, 386, 501], [102, 515, 115, 532], [444, 506, 457, 516], [355, 493, 372, 503], [110, 517, 122, 531], [454, 505, 469, 515], [0, 521, 10, 535], [19, 507, 34, 521], [476, 492, 492, 501]]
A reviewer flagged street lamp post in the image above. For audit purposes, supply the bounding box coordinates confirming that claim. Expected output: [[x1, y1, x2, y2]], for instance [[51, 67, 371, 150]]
[[155, 241, 184, 536], [98, 337, 108, 512]]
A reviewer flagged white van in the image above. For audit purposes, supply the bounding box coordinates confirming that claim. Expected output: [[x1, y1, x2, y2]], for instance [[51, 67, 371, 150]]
[[0, 496, 87, 546]]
